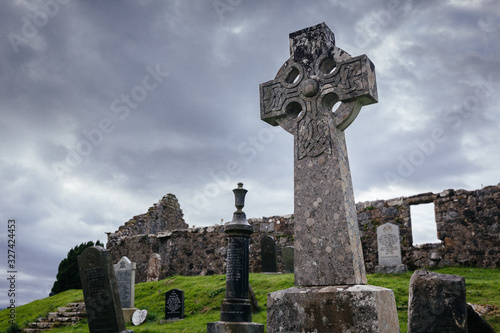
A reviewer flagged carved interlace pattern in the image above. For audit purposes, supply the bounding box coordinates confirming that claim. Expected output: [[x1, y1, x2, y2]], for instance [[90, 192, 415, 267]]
[[297, 113, 332, 159]]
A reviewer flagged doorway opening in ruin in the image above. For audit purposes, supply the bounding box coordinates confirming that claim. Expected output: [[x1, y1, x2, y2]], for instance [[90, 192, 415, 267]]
[[410, 202, 440, 246]]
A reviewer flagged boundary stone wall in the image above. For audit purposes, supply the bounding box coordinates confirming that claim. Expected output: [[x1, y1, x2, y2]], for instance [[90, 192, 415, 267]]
[[106, 184, 500, 281]]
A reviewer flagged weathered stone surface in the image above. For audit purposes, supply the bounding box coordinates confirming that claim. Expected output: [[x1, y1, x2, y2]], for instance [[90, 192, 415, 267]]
[[261, 22, 399, 333], [114, 256, 136, 308], [77, 246, 132, 333], [408, 270, 467, 333], [267, 285, 399, 333], [261, 235, 278, 273], [108, 193, 187, 240], [260, 21, 376, 286], [146, 253, 161, 282]]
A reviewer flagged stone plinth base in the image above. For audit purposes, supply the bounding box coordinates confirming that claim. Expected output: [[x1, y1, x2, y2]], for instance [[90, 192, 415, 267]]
[[375, 264, 408, 274], [267, 285, 399, 333], [207, 321, 264, 333], [122, 308, 139, 324], [159, 319, 183, 324]]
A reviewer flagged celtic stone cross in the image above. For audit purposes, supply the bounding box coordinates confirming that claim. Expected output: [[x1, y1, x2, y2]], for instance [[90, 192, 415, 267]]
[[260, 23, 377, 286]]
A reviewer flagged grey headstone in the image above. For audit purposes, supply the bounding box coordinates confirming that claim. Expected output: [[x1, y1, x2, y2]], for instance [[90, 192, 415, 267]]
[[261, 235, 278, 273], [113, 256, 136, 308], [377, 223, 402, 266], [408, 270, 467, 333], [164, 289, 184, 320], [78, 246, 131, 333], [282, 246, 294, 273]]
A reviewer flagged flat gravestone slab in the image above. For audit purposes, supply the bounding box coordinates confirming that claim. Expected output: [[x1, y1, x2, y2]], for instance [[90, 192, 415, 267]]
[[377, 223, 402, 266], [78, 246, 131, 333], [282, 246, 294, 273], [113, 256, 136, 308], [165, 289, 184, 320], [261, 235, 278, 273], [132, 309, 147, 326]]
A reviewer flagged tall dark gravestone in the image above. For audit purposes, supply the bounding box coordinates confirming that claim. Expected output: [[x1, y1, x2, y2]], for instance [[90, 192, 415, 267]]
[[78, 246, 132, 333], [164, 289, 184, 320], [260, 235, 278, 273], [207, 183, 264, 333]]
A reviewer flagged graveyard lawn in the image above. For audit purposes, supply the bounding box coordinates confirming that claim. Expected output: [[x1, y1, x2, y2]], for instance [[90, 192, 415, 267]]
[[1, 268, 499, 332]]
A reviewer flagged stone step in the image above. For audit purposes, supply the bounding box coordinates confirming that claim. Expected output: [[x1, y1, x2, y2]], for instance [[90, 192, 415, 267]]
[[58, 303, 86, 312], [48, 311, 86, 318], [27, 322, 53, 329], [56, 306, 73, 312], [23, 328, 44, 333], [24, 302, 87, 332], [46, 315, 84, 323]]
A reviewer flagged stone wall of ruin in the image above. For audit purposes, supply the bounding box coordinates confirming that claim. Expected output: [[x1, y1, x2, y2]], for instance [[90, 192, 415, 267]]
[[106, 184, 500, 282], [107, 216, 294, 282]]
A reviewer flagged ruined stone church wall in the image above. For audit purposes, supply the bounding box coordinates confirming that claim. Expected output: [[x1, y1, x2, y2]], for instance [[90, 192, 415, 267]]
[[106, 184, 500, 281], [357, 184, 500, 272], [107, 216, 294, 282]]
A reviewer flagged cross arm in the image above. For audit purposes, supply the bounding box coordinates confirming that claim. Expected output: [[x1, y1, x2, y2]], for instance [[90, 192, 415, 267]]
[[321, 54, 378, 130]]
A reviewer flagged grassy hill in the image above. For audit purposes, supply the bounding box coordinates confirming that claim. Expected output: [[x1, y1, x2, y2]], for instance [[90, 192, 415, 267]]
[[1, 267, 499, 332]]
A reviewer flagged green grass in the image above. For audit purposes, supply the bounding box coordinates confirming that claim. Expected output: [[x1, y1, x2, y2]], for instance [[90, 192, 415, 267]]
[[1, 268, 499, 332]]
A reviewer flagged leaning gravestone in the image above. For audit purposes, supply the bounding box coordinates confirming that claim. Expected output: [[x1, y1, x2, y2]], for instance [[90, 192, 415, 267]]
[[78, 246, 132, 333], [261, 235, 278, 273], [375, 223, 407, 274], [113, 256, 136, 308], [282, 246, 294, 274], [262, 22, 399, 332], [164, 289, 184, 320], [408, 270, 467, 333], [131, 309, 147, 326]]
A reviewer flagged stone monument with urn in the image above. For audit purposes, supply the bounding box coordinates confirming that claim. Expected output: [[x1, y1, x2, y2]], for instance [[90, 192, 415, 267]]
[[207, 183, 264, 333]]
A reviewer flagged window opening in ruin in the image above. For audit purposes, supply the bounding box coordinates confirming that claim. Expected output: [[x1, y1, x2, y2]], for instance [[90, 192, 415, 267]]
[[410, 202, 440, 246]]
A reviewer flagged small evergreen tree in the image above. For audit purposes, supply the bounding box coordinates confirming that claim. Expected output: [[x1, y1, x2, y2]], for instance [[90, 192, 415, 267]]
[[50, 240, 103, 295]]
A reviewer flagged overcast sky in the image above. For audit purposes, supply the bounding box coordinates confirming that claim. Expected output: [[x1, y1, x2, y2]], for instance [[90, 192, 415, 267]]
[[1, 0, 499, 307]]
